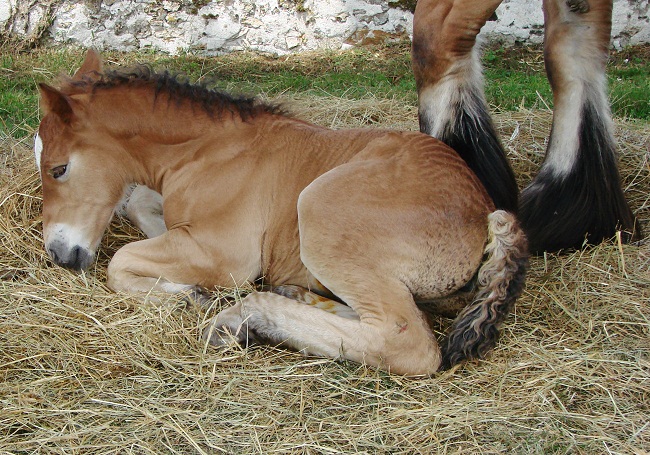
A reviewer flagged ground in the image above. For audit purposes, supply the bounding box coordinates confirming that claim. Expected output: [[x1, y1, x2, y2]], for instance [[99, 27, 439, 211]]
[[0, 48, 648, 453]]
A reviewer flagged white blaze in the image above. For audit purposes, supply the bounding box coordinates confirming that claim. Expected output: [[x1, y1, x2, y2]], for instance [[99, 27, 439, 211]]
[[34, 133, 43, 172]]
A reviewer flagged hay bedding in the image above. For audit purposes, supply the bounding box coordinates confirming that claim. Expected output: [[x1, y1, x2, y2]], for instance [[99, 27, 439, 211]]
[[0, 94, 648, 454]]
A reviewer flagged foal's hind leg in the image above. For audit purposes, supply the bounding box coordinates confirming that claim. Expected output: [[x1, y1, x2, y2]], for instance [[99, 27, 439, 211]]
[[204, 285, 440, 375], [519, 0, 640, 252], [203, 289, 361, 348], [411, 0, 518, 213]]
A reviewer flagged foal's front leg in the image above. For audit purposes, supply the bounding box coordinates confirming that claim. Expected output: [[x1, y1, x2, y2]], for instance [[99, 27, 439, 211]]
[[106, 230, 212, 299], [117, 185, 167, 238]]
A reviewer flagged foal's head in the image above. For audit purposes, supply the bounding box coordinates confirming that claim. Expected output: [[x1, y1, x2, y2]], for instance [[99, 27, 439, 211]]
[[35, 50, 128, 271], [36, 50, 282, 271]]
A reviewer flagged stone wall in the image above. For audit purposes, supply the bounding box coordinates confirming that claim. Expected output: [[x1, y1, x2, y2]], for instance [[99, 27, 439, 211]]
[[1, 0, 648, 55]]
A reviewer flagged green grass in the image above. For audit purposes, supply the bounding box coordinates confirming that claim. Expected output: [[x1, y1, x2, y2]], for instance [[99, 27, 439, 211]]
[[0, 54, 42, 138], [1, 41, 648, 139]]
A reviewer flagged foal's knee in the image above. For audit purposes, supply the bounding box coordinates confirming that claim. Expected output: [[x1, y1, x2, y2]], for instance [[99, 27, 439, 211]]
[[106, 247, 133, 292], [378, 320, 442, 376]]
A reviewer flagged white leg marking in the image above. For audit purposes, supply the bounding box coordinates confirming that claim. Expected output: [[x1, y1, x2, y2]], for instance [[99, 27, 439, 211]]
[[545, 65, 612, 178], [544, 86, 583, 177], [419, 79, 460, 139], [418, 48, 485, 139]]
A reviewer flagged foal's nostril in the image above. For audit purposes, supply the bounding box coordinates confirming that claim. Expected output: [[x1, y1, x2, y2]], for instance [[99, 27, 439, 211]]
[[47, 243, 92, 271], [68, 245, 91, 271], [70, 246, 80, 263]]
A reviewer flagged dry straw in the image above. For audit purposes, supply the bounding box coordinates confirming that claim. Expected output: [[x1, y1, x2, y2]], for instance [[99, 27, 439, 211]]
[[1, 93, 648, 454]]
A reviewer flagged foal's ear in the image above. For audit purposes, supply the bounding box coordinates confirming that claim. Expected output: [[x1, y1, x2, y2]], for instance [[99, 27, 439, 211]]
[[39, 83, 77, 124], [72, 49, 103, 80]]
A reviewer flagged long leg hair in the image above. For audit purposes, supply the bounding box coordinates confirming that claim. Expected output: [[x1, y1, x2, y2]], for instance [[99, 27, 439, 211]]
[[412, 0, 640, 252], [519, 0, 640, 252]]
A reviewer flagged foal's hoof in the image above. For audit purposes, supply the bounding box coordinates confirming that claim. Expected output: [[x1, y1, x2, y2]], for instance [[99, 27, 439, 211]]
[[270, 284, 307, 300], [180, 287, 214, 308], [202, 303, 257, 348]]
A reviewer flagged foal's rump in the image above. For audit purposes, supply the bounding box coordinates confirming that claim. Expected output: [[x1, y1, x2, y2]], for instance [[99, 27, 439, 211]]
[[298, 130, 495, 298]]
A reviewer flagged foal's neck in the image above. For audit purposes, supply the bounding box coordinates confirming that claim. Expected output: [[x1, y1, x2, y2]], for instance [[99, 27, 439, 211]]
[[95, 89, 264, 192]]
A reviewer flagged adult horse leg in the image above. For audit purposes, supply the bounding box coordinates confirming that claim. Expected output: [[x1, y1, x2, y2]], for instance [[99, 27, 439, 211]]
[[519, 0, 640, 252], [411, 0, 518, 213]]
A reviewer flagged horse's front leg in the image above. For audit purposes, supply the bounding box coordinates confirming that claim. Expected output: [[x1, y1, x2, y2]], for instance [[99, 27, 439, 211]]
[[106, 230, 218, 301], [117, 185, 167, 239]]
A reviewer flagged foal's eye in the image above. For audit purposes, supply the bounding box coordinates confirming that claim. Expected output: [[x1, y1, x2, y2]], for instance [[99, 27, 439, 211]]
[[49, 164, 68, 179]]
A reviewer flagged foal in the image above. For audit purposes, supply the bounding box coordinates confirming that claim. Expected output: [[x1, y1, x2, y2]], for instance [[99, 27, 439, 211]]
[[35, 51, 528, 375]]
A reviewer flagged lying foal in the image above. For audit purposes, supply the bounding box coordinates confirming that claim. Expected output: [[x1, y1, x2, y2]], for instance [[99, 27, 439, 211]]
[[35, 51, 528, 375]]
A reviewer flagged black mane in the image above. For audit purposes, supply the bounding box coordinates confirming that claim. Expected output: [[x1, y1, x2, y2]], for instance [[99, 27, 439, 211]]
[[67, 65, 285, 121]]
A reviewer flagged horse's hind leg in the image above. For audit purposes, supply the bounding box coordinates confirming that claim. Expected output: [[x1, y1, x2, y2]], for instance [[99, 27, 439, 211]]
[[411, 0, 518, 213], [204, 146, 495, 374], [203, 289, 361, 348], [205, 161, 486, 374], [519, 0, 640, 252], [268, 285, 356, 318], [203, 283, 441, 375], [203, 243, 443, 373]]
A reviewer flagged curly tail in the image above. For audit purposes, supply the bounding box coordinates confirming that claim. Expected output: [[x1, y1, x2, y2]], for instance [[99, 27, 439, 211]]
[[441, 210, 529, 370]]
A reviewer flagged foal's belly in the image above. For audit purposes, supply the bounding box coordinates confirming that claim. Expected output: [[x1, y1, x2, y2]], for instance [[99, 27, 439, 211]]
[[259, 236, 312, 289]]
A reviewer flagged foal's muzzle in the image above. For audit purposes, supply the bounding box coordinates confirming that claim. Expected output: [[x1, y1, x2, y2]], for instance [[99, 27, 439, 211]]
[[47, 242, 94, 271]]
